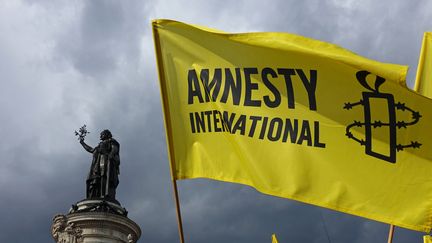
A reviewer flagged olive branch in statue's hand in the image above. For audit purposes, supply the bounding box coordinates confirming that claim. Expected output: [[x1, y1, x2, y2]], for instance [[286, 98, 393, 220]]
[[75, 125, 90, 141]]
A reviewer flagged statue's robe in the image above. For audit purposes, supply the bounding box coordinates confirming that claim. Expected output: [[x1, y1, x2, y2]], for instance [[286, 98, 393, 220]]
[[86, 138, 120, 199]]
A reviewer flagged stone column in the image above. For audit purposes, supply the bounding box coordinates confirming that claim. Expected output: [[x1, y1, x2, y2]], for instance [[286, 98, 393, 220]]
[[51, 200, 141, 243]]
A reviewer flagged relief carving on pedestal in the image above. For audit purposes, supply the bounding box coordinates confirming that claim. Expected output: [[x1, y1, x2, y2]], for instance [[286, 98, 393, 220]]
[[51, 215, 83, 243], [127, 234, 134, 243]]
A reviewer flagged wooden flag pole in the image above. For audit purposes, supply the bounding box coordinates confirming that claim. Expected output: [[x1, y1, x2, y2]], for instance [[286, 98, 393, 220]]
[[152, 21, 186, 243], [387, 224, 395, 243], [172, 179, 185, 243]]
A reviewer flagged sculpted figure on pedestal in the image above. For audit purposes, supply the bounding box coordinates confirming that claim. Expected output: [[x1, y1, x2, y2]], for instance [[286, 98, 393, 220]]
[[51, 215, 83, 243], [76, 126, 120, 200]]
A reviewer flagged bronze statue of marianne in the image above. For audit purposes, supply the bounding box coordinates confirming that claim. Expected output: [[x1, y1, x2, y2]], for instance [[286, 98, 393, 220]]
[[76, 127, 120, 200]]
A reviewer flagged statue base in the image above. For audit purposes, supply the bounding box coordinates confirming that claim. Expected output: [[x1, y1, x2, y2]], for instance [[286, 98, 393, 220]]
[[69, 199, 128, 216], [51, 199, 141, 243]]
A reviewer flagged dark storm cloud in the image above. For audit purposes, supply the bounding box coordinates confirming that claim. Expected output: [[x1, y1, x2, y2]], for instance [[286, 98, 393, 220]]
[[57, 0, 144, 77], [245, 0, 432, 84], [0, 0, 431, 243], [177, 180, 330, 242]]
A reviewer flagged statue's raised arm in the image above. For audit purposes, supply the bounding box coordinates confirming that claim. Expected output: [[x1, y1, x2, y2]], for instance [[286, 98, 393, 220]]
[[80, 140, 94, 153]]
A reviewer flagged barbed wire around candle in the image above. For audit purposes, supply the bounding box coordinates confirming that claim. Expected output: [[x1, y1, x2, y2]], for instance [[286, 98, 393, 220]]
[[344, 71, 421, 163]]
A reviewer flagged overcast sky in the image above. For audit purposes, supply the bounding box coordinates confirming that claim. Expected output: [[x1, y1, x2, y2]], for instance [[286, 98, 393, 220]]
[[0, 0, 431, 242]]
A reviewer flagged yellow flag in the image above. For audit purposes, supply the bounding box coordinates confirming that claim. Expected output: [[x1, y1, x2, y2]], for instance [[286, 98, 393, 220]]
[[272, 234, 279, 243], [424, 235, 432, 243], [153, 19, 432, 232], [414, 32, 432, 97]]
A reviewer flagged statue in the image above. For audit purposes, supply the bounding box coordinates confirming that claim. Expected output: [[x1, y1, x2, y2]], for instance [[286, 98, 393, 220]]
[[50, 126, 140, 243], [75, 126, 120, 200]]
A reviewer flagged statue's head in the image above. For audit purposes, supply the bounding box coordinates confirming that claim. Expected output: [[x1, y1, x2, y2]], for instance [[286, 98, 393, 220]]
[[100, 129, 112, 140]]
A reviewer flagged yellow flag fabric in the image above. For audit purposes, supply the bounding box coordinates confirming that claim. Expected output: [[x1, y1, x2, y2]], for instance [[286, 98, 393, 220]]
[[424, 235, 432, 243], [272, 234, 279, 243], [415, 32, 432, 97], [153, 19, 432, 232]]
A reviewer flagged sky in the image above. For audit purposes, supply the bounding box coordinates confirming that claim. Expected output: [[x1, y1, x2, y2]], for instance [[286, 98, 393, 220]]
[[0, 0, 431, 242]]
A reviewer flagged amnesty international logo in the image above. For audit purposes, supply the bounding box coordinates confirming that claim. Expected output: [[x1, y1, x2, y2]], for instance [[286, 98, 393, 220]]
[[344, 71, 422, 163]]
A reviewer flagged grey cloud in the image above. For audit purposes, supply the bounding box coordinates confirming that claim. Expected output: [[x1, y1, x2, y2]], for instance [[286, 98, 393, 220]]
[[246, 0, 432, 85], [0, 0, 431, 243], [57, 0, 146, 77]]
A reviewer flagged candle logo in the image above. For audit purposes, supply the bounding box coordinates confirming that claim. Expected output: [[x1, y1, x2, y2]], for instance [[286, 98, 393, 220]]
[[344, 71, 422, 163]]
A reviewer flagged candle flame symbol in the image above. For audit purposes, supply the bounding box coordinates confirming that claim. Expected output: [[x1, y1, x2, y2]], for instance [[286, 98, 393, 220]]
[[356, 70, 385, 93]]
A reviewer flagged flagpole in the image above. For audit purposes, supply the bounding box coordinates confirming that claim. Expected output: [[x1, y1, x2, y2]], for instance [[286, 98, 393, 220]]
[[172, 179, 185, 243], [387, 224, 395, 243], [152, 20, 186, 243]]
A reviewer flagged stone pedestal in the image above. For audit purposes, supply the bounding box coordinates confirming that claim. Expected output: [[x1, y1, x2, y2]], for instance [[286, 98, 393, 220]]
[[51, 200, 141, 243]]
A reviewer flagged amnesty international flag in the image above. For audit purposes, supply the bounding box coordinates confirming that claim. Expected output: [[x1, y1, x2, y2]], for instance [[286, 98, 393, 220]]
[[153, 19, 432, 232], [425, 235, 432, 243], [415, 32, 432, 97]]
